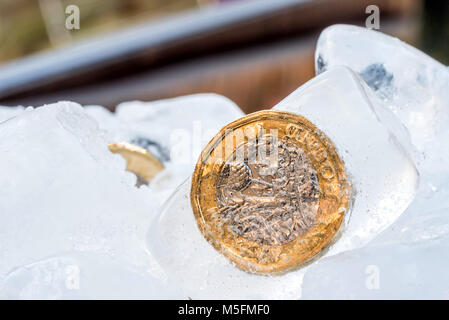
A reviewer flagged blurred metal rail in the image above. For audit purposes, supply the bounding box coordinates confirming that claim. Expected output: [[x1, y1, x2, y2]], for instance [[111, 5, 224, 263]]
[[0, 0, 417, 109]]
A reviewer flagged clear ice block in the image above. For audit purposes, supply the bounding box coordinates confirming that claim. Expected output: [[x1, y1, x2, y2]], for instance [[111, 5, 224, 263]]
[[0, 102, 158, 280], [146, 67, 419, 298], [0, 106, 26, 123], [304, 26, 449, 299], [87, 94, 244, 204], [86, 93, 244, 164], [301, 211, 449, 299], [316, 24, 449, 186], [114, 94, 244, 162], [0, 252, 183, 299], [148, 178, 306, 299], [299, 174, 449, 299], [274, 66, 419, 254]]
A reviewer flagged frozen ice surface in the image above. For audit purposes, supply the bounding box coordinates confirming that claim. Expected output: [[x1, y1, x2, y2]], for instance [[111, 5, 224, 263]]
[[114, 94, 244, 165], [117, 94, 243, 201], [296, 25, 449, 298], [274, 66, 418, 255], [301, 197, 449, 299], [316, 25, 449, 187], [300, 181, 449, 298], [147, 178, 305, 299], [301, 235, 449, 299], [84, 105, 133, 143], [306, 26, 449, 297], [2, 94, 244, 207], [0, 96, 244, 298], [0, 252, 182, 299], [300, 177, 449, 299], [147, 67, 418, 298], [87, 94, 244, 204], [87, 94, 244, 164], [0, 106, 26, 122], [0, 102, 169, 298]]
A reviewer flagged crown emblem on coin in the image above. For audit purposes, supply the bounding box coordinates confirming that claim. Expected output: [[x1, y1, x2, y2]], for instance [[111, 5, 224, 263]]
[[191, 111, 351, 274]]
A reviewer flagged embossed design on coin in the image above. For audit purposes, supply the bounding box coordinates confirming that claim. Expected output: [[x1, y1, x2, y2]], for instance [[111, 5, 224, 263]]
[[216, 138, 321, 246], [191, 111, 351, 275]]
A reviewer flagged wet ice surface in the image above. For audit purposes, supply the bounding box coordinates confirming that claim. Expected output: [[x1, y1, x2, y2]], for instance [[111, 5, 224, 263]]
[[316, 25, 449, 189], [301, 236, 449, 299], [0, 252, 182, 299], [86, 94, 244, 204], [301, 25, 449, 299], [0, 106, 26, 122], [274, 67, 418, 255], [147, 67, 419, 299], [147, 178, 305, 299], [0, 95, 243, 299], [301, 192, 449, 299], [0, 102, 181, 299]]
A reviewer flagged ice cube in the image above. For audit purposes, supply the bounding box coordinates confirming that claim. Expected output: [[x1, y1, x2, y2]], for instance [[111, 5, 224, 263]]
[[300, 187, 449, 299], [146, 67, 418, 298], [274, 66, 418, 254], [147, 178, 306, 299], [84, 105, 133, 143], [0, 106, 26, 123], [0, 102, 158, 279], [355, 183, 449, 251], [316, 25, 449, 185], [114, 93, 244, 164], [85, 94, 244, 164], [307, 25, 449, 299], [301, 216, 449, 299], [0, 252, 183, 299], [113, 94, 244, 203]]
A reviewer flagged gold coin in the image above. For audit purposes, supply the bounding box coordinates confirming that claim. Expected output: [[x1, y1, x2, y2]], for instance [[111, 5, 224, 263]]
[[108, 142, 164, 185], [191, 110, 351, 275]]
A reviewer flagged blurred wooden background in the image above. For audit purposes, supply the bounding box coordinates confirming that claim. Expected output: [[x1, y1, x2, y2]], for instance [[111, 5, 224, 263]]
[[0, 0, 446, 113]]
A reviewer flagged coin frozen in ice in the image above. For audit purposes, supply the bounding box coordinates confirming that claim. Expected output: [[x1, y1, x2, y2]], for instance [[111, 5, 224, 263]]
[[108, 142, 164, 185], [190, 110, 351, 274]]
